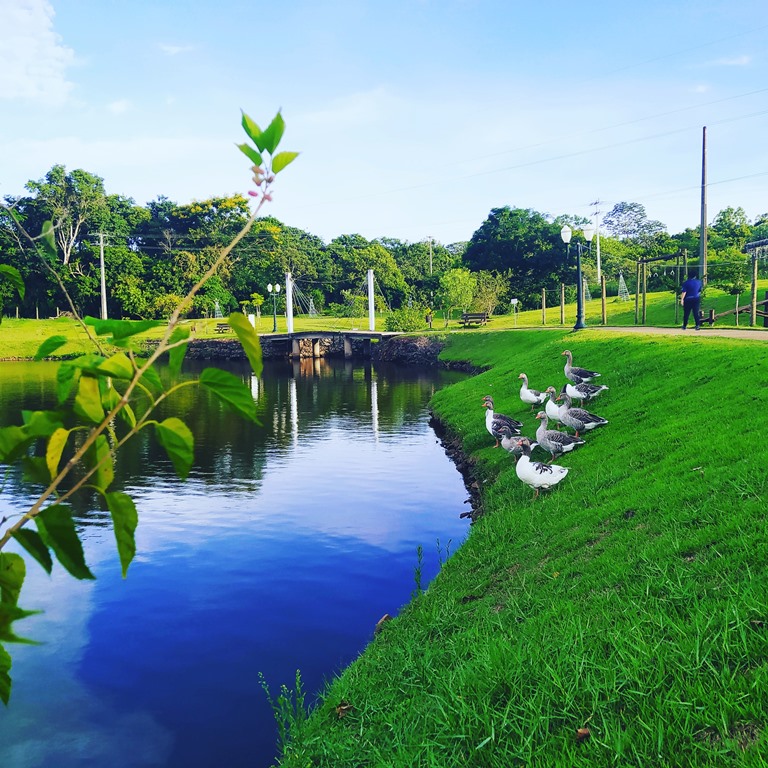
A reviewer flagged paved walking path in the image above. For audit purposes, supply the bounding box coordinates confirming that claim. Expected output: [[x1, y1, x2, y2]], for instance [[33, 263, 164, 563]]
[[597, 325, 768, 341]]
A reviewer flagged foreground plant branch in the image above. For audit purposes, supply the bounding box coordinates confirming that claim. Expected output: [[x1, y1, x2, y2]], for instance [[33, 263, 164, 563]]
[[0, 110, 298, 705]]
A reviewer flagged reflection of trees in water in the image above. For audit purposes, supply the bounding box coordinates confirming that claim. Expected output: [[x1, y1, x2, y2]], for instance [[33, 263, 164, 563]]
[[0, 359, 464, 521]]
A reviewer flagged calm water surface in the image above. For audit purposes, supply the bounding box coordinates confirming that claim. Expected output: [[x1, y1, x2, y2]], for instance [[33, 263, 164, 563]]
[[0, 357, 470, 768]]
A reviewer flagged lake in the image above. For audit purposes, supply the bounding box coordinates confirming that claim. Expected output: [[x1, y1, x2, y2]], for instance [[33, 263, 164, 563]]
[[0, 356, 470, 768]]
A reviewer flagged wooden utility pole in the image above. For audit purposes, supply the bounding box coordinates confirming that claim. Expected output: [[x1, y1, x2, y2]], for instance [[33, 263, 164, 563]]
[[541, 288, 546, 325], [99, 232, 108, 320], [699, 126, 708, 283], [634, 262, 640, 324], [560, 283, 565, 325]]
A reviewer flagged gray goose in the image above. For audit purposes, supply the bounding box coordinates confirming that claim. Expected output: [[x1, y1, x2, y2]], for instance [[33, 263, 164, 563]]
[[562, 349, 601, 383], [483, 396, 523, 448], [535, 411, 585, 462], [497, 423, 537, 462], [555, 393, 608, 438], [561, 380, 609, 403]]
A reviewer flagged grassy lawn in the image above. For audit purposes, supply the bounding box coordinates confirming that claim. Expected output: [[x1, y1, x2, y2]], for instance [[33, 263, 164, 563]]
[[274, 328, 768, 767], [3, 281, 768, 360]]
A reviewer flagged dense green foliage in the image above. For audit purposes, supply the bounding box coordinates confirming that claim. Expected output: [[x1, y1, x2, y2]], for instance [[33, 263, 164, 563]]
[[275, 329, 768, 767], [3, 160, 766, 324]]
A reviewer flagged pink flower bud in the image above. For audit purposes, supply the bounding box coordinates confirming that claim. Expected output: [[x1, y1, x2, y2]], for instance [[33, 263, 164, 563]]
[[248, 190, 260, 197], [263, 192, 273, 202]]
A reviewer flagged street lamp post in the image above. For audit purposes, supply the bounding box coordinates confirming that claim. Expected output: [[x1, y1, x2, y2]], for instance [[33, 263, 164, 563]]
[[267, 282, 281, 333], [561, 224, 594, 331]]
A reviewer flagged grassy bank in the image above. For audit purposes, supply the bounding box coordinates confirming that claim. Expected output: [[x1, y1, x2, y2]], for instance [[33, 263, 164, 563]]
[[3, 281, 768, 360], [276, 329, 768, 767]]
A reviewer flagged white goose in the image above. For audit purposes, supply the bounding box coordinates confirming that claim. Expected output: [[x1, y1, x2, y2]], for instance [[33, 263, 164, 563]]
[[555, 393, 608, 438], [535, 411, 585, 462], [515, 438, 569, 498], [518, 373, 548, 412], [562, 349, 601, 383], [544, 386, 565, 427]]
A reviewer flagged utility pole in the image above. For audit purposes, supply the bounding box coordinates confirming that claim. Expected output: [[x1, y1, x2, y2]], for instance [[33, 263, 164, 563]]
[[99, 232, 108, 320], [590, 200, 603, 282], [699, 126, 708, 283]]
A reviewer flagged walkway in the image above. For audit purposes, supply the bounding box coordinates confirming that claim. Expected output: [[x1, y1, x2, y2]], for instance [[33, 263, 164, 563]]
[[597, 325, 768, 341]]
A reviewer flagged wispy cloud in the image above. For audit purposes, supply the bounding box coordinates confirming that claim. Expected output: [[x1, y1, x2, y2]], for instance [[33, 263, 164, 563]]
[[107, 99, 131, 115], [711, 54, 751, 67], [159, 43, 195, 56], [690, 84, 710, 94], [0, 0, 75, 103]]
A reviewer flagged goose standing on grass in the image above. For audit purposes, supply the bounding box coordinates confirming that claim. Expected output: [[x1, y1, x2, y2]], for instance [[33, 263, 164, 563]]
[[515, 438, 569, 498], [497, 424, 537, 462], [561, 380, 609, 403], [562, 349, 601, 383], [482, 396, 523, 448], [544, 386, 565, 427], [555, 393, 608, 438], [518, 373, 548, 412], [535, 411, 585, 462]]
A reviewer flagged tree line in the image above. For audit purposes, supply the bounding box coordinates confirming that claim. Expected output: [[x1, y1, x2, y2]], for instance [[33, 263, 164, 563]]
[[2, 164, 766, 325]]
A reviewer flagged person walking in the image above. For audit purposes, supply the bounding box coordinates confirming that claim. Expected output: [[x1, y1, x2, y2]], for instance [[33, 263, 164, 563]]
[[680, 271, 703, 330]]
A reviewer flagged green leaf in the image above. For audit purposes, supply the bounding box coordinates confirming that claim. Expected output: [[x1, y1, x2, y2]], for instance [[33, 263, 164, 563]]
[[22, 457, 50, 485], [0, 604, 40, 645], [236, 142, 263, 167], [35, 505, 95, 580], [155, 417, 194, 480], [85, 434, 113, 492], [226, 313, 263, 377], [168, 325, 191, 380], [12, 530, 53, 575], [0, 642, 10, 705], [200, 367, 258, 422], [97, 352, 134, 379], [259, 111, 285, 155], [34, 335, 67, 360], [0, 554, 25, 606], [73, 375, 105, 423], [22, 410, 64, 438], [0, 426, 30, 463], [0, 265, 24, 300], [241, 110, 263, 148], [105, 492, 138, 578], [41, 220, 57, 259], [271, 151, 299, 174], [56, 363, 77, 404], [45, 427, 70, 480], [139, 364, 164, 395], [117, 402, 137, 429], [83, 317, 161, 340]]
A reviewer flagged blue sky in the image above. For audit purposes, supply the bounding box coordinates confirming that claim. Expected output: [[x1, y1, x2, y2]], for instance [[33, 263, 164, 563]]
[[1, 0, 767, 245]]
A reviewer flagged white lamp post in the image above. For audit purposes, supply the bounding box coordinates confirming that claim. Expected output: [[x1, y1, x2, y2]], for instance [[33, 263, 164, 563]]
[[267, 282, 281, 333]]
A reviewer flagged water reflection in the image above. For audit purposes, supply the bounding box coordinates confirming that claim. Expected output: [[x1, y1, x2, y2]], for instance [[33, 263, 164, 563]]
[[0, 357, 468, 768]]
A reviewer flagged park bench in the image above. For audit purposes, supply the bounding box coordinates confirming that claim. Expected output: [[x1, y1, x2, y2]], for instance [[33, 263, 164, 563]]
[[214, 322, 230, 334], [460, 312, 489, 327]]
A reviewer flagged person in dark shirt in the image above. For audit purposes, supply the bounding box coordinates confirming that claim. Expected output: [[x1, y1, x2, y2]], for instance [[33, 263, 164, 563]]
[[680, 271, 703, 330]]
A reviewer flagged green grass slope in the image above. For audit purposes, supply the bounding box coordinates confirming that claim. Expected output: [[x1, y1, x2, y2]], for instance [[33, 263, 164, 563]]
[[278, 329, 768, 768]]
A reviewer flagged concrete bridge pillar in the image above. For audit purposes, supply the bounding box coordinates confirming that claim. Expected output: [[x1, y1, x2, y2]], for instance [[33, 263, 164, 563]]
[[343, 335, 353, 359], [291, 338, 301, 358], [312, 338, 321, 358]]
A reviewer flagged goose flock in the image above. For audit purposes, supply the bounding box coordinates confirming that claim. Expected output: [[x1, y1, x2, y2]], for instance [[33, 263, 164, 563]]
[[482, 349, 609, 498]]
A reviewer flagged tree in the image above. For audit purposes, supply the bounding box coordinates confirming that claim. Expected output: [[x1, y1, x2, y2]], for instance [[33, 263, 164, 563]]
[[602, 202, 666, 242], [437, 268, 476, 326], [23, 165, 109, 265], [711, 206, 750, 249]]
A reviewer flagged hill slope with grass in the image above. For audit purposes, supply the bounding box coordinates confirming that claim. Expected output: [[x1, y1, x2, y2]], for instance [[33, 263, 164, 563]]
[[277, 329, 768, 767]]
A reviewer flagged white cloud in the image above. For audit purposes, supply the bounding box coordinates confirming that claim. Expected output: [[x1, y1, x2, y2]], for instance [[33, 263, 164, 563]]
[[712, 54, 751, 67], [107, 99, 131, 114], [0, 0, 75, 103], [691, 84, 710, 94], [159, 43, 195, 56]]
